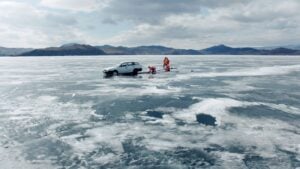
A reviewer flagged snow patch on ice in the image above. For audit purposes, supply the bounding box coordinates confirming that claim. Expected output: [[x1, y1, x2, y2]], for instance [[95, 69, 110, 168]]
[[173, 98, 243, 125]]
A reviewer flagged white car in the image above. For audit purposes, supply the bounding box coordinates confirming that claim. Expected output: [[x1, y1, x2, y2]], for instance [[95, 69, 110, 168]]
[[103, 62, 143, 76]]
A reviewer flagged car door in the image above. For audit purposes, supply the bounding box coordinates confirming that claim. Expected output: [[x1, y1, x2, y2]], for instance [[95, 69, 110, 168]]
[[118, 63, 127, 73], [126, 62, 134, 73]]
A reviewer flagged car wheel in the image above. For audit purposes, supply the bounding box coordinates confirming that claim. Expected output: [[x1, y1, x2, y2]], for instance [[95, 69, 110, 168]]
[[113, 70, 118, 76], [133, 69, 138, 75]]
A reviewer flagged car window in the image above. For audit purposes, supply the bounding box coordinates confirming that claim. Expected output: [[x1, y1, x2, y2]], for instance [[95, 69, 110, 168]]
[[120, 63, 127, 67]]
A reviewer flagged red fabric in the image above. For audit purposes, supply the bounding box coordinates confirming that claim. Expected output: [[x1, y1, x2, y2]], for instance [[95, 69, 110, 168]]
[[163, 57, 170, 72], [163, 57, 170, 66], [165, 65, 170, 72], [148, 66, 156, 74]]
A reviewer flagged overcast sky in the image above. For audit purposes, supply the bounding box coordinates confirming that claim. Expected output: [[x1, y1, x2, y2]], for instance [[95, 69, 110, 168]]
[[0, 0, 300, 49]]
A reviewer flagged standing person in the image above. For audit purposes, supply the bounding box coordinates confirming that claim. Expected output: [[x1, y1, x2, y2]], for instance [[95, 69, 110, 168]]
[[163, 57, 170, 72]]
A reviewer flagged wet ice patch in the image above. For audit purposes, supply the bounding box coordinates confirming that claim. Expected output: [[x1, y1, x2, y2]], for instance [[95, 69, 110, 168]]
[[146, 111, 164, 119], [0, 146, 54, 169], [229, 105, 300, 126], [173, 97, 300, 127], [176, 64, 300, 81], [196, 114, 217, 126]]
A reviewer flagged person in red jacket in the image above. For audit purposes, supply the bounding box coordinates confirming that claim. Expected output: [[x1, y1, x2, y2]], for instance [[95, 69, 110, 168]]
[[148, 66, 156, 74], [163, 57, 170, 72]]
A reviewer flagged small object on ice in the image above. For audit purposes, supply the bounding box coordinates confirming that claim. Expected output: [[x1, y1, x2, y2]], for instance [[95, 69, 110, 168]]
[[146, 111, 164, 119], [196, 113, 217, 126], [148, 66, 157, 74]]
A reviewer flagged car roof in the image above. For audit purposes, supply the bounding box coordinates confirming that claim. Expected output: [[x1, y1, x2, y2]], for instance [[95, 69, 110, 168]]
[[120, 62, 140, 64]]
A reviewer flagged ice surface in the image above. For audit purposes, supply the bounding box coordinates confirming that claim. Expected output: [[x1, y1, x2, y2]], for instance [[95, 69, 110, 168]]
[[0, 55, 300, 168]]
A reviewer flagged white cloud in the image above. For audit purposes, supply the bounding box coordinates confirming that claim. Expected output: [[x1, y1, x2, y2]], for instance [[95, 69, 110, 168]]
[[100, 0, 249, 23], [226, 0, 300, 23], [40, 0, 111, 12], [100, 0, 300, 48], [1, 0, 300, 48], [0, 1, 84, 47]]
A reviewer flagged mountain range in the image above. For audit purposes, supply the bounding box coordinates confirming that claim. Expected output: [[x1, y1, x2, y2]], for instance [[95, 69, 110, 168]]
[[1, 44, 300, 56], [20, 44, 106, 56], [0, 47, 33, 56]]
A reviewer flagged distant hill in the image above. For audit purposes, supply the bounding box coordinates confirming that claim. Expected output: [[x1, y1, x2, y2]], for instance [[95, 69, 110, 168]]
[[21, 44, 106, 56], [200, 44, 300, 55], [285, 45, 300, 50], [96, 45, 132, 55], [261, 47, 300, 55], [1, 43, 300, 56], [97, 45, 201, 55], [200, 45, 261, 55], [258, 44, 300, 50], [0, 47, 33, 56], [98, 44, 300, 55]]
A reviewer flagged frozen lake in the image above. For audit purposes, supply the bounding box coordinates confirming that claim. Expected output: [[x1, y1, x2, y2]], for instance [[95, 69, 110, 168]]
[[0, 55, 300, 168]]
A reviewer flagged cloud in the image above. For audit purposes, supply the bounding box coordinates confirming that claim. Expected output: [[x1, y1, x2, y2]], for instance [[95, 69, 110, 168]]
[[226, 0, 300, 23], [40, 0, 111, 12], [0, 1, 83, 47], [100, 0, 300, 48], [101, 0, 249, 24], [1, 0, 300, 48]]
